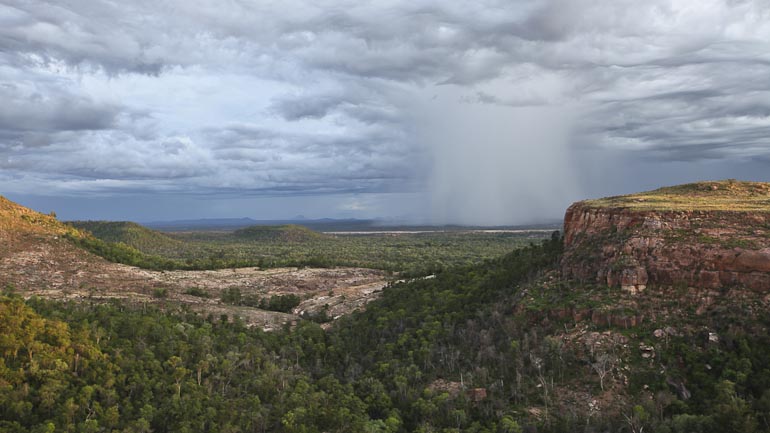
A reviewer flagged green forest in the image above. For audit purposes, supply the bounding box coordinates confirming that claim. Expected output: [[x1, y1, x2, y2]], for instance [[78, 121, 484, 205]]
[[3, 235, 770, 432], [67, 221, 549, 276]]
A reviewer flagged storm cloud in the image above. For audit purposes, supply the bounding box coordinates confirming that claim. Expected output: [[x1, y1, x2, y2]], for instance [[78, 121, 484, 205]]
[[1, 0, 770, 222]]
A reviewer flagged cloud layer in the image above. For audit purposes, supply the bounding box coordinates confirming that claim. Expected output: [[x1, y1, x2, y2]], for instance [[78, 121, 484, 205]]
[[2, 0, 770, 221]]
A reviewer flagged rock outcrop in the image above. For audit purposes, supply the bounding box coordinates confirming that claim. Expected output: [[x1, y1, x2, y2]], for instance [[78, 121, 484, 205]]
[[561, 181, 770, 292]]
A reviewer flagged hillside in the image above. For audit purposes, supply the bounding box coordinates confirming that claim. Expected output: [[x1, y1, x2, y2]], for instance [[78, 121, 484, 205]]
[[68, 220, 184, 253], [326, 233, 770, 432], [233, 224, 327, 242], [562, 180, 770, 292], [0, 196, 80, 239], [0, 195, 167, 297], [0, 196, 389, 330]]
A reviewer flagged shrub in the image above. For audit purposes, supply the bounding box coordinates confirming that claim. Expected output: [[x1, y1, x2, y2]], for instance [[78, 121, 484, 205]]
[[184, 287, 211, 298], [220, 287, 242, 305]]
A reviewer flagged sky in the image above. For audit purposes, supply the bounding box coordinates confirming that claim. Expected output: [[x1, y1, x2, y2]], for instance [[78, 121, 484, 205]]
[[2, 0, 770, 225]]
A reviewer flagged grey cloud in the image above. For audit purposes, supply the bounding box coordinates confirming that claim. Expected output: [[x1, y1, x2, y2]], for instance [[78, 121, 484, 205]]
[[194, 122, 417, 195], [269, 94, 346, 120], [269, 86, 404, 126], [461, 90, 548, 107], [0, 83, 119, 133], [0, 1, 534, 82], [0, 1, 165, 74], [577, 58, 770, 161]]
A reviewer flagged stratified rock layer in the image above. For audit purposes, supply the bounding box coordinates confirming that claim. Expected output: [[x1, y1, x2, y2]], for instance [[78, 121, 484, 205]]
[[561, 190, 770, 292]]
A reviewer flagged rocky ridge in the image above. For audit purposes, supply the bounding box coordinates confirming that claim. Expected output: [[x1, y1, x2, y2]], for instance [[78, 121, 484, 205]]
[[561, 180, 770, 292]]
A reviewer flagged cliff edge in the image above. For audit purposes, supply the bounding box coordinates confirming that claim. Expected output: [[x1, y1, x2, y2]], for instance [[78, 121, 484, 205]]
[[561, 180, 770, 292]]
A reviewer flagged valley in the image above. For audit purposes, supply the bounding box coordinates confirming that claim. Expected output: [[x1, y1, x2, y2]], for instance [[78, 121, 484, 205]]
[[3, 181, 770, 432]]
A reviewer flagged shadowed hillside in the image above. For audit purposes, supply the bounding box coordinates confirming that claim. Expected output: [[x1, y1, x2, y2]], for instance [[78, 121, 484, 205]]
[[68, 220, 184, 254]]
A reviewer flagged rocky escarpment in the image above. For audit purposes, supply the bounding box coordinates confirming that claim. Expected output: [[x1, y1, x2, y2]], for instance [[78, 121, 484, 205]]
[[561, 181, 770, 292]]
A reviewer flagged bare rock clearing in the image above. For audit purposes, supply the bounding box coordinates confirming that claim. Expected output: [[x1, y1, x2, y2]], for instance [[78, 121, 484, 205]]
[[1, 233, 390, 330]]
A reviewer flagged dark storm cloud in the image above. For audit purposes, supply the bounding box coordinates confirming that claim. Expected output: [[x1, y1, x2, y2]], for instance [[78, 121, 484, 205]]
[[2, 0, 770, 222], [196, 121, 418, 195], [0, 83, 119, 134], [579, 57, 770, 161], [269, 87, 404, 125]]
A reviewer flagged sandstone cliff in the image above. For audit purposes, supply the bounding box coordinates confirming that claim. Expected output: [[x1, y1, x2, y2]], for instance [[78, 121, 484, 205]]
[[561, 180, 770, 292]]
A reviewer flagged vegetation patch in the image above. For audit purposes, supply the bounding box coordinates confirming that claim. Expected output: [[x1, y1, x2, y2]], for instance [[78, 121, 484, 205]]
[[183, 287, 211, 298], [220, 287, 301, 313], [584, 179, 770, 212]]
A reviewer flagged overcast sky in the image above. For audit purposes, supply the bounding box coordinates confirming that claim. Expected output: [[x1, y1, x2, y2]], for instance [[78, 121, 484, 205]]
[[2, 0, 770, 224]]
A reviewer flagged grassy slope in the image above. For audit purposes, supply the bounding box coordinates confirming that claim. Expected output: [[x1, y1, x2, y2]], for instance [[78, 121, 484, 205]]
[[0, 197, 180, 270], [0, 196, 81, 237], [584, 180, 770, 211]]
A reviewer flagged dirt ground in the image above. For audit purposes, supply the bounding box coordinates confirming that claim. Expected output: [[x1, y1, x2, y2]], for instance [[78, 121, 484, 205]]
[[1, 232, 390, 330]]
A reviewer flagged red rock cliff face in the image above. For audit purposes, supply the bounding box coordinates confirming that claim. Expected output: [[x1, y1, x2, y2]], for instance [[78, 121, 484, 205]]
[[561, 203, 770, 292]]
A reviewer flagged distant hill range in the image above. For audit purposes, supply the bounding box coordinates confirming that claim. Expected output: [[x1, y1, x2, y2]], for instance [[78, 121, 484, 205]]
[[142, 217, 561, 232]]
